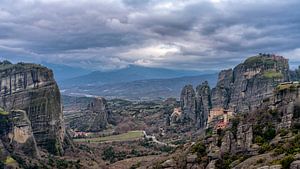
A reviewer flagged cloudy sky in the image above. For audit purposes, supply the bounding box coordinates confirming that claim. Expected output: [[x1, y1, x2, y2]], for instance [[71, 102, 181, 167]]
[[0, 0, 300, 71]]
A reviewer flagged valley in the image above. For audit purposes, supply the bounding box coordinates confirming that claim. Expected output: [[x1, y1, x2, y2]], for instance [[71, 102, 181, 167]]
[[1, 54, 300, 169], [2, 0, 300, 168]]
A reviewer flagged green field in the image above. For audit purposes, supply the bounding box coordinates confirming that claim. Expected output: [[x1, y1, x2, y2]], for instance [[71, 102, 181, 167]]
[[74, 130, 144, 143]]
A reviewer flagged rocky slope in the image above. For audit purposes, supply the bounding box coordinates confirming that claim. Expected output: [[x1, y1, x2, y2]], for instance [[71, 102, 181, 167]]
[[0, 61, 69, 168]]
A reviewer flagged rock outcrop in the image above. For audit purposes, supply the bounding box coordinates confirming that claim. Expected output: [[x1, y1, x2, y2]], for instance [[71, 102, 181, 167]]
[[212, 54, 290, 113], [68, 97, 110, 132], [211, 69, 233, 110], [159, 54, 300, 169], [0, 61, 67, 166], [273, 82, 300, 130], [178, 82, 211, 127], [180, 85, 196, 123], [196, 81, 212, 128]]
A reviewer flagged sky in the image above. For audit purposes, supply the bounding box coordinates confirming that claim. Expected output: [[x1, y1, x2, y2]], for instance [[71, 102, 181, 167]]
[[0, 0, 300, 71]]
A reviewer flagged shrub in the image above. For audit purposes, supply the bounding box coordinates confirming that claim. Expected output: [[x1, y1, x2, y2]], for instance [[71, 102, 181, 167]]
[[274, 146, 285, 155], [256, 158, 265, 164], [259, 143, 271, 154], [206, 128, 213, 137], [215, 153, 238, 169], [46, 139, 62, 156], [254, 136, 265, 145], [191, 142, 206, 157], [159, 146, 173, 153], [102, 146, 116, 162], [264, 127, 276, 141], [230, 117, 240, 139], [279, 129, 289, 137], [280, 155, 294, 169]]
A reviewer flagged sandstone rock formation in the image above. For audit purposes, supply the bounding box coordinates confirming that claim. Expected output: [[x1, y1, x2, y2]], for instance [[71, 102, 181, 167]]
[[179, 82, 211, 127], [0, 61, 68, 168], [273, 82, 300, 130], [68, 97, 110, 132], [212, 55, 290, 113], [211, 69, 233, 110], [180, 85, 196, 123], [196, 81, 212, 128], [159, 54, 300, 169]]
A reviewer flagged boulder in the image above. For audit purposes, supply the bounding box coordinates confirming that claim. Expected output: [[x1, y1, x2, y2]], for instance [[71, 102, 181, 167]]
[[290, 160, 300, 169]]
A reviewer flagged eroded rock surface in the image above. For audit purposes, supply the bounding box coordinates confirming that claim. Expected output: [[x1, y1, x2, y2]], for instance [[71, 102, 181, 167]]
[[212, 55, 289, 113], [180, 85, 196, 123], [0, 62, 66, 157]]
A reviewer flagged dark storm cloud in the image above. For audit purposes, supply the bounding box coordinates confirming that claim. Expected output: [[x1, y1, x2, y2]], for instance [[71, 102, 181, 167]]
[[0, 0, 300, 70]]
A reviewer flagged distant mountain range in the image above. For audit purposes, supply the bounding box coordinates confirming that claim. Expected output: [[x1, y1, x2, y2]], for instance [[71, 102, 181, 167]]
[[41, 62, 91, 83], [61, 74, 218, 100], [44, 63, 218, 100], [59, 65, 212, 87]]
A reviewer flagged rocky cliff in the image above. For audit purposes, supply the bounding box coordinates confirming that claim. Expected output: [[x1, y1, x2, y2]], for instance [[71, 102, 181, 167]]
[[196, 81, 212, 128], [0, 61, 67, 167], [177, 54, 291, 128], [178, 81, 211, 128], [180, 85, 196, 123], [156, 80, 300, 169], [67, 97, 110, 132], [212, 54, 290, 113]]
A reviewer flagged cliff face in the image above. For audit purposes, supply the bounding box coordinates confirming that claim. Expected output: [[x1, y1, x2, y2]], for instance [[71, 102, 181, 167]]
[[273, 83, 300, 130], [0, 62, 65, 156], [157, 83, 300, 169], [212, 55, 290, 113], [178, 82, 211, 128], [211, 69, 233, 109], [68, 97, 110, 132], [180, 85, 196, 123], [195, 81, 212, 128], [177, 55, 291, 128]]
